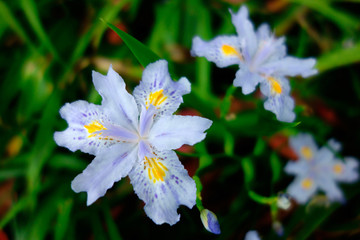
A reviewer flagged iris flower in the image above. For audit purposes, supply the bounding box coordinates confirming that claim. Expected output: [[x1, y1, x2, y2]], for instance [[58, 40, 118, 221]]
[[54, 60, 212, 225], [191, 6, 317, 122], [285, 133, 358, 204]]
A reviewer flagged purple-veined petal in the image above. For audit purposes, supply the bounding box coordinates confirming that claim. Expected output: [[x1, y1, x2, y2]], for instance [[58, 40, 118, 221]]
[[139, 105, 156, 137], [138, 140, 154, 162], [54, 100, 136, 155], [133, 60, 190, 118], [289, 133, 318, 161], [245, 231, 261, 240], [230, 6, 257, 60], [191, 35, 243, 68], [260, 56, 317, 78], [249, 37, 286, 72], [233, 65, 263, 95], [92, 65, 139, 131], [71, 143, 138, 205], [149, 115, 212, 150], [263, 94, 295, 123], [287, 176, 318, 204], [129, 150, 196, 225]]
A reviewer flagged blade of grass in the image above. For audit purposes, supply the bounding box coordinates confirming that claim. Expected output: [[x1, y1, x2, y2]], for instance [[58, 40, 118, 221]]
[[21, 0, 61, 61], [289, 0, 360, 32], [103, 203, 123, 240], [316, 42, 360, 73], [104, 21, 161, 68], [0, 1, 36, 51], [55, 199, 73, 240]]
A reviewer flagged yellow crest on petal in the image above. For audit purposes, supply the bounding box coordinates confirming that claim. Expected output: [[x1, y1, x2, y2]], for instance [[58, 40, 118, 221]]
[[144, 157, 168, 183], [300, 146, 313, 160], [221, 45, 243, 61], [146, 89, 168, 109], [301, 178, 313, 190], [84, 120, 107, 138], [333, 163, 343, 174], [267, 76, 282, 94]]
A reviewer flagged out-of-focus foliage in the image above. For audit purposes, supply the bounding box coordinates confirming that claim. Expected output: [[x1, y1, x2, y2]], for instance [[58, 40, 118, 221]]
[[1, 0, 360, 239]]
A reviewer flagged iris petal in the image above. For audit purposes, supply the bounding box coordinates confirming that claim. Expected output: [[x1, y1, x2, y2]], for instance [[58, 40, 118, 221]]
[[149, 115, 212, 150], [129, 150, 196, 225], [71, 143, 138, 205]]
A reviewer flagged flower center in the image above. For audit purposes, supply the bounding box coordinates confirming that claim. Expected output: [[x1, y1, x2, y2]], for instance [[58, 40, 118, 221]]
[[146, 89, 167, 109], [144, 156, 168, 183], [333, 164, 343, 174], [300, 146, 313, 160], [301, 178, 313, 189]]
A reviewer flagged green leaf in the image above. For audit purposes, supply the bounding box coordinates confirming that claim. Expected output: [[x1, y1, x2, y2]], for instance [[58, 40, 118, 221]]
[[103, 20, 161, 68], [0, 1, 35, 50], [55, 199, 73, 240], [241, 157, 254, 186], [289, 0, 360, 32], [103, 203, 123, 240], [253, 137, 266, 156], [270, 152, 281, 184], [248, 191, 276, 205], [193, 176, 204, 210], [316, 42, 360, 73], [21, 0, 60, 61]]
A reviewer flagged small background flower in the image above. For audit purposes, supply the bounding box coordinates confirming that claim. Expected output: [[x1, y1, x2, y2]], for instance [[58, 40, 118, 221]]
[[191, 5, 317, 122], [285, 133, 359, 204]]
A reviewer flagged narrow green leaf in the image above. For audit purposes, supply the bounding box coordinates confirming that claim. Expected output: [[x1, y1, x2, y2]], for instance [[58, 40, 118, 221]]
[[48, 154, 87, 171], [241, 157, 254, 186], [316, 42, 360, 73], [270, 152, 281, 183], [195, 142, 213, 172], [224, 131, 235, 156], [289, 0, 359, 32], [193, 176, 204, 210], [103, 203, 123, 240], [55, 199, 73, 240], [21, 0, 60, 60], [0, 1, 35, 50], [220, 86, 237, 119], [103, 20, 161, 68], [248, 191, 276, 205], [253, 137, 266, 157]]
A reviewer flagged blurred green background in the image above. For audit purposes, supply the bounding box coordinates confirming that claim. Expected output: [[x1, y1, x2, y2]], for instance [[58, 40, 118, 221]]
[[1, 0, 360, 239]]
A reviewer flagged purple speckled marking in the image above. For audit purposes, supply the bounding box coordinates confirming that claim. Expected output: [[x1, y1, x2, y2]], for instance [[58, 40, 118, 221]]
[[169, 90, 176, 96], [89, 141, 93, 145], [161, 184, 166, 193], [155, 194, 158, 198], [176, 180, 179, 184], [82, 113, 87, 117], [78, 137, 84, 140]]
